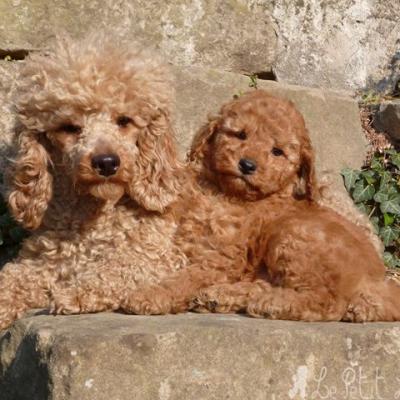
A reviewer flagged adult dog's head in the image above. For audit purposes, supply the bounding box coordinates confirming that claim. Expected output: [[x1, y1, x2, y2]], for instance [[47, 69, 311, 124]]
[[190, 90, 318, 202], [8, 35, 180, 230]]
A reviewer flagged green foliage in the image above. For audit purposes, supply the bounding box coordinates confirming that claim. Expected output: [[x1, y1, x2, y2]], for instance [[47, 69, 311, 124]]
[[233, 74, 259, 99], [0, 173, 27, 262], [248, 74, 258, 89], [342, 150, 400, 268], [359, 89, 395, 105]]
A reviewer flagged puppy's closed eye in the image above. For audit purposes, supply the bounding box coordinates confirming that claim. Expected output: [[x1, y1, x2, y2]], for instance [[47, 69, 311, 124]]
[[57, 123, 82, 134]]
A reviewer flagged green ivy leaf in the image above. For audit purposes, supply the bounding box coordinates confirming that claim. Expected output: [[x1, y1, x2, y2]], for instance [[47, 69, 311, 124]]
[[391, 152, 400, 169], [387, 184, 400, 195], [380, 194, 400, 215], [360, 170, 377, 185], [374, 191, 389, 203], [385, 149, 397, 156], [370, 157, 384, 172], [370, 216, 380, 233], [383, 252, 400, 268], [352, 181, 375, 202], [356, 202, 371, 215], [380, 171, 395, 191], [380, 226, 400, 246], [384, 213, 395, 226], [344, 151, 400, 268], [341, 168, 360, 192]]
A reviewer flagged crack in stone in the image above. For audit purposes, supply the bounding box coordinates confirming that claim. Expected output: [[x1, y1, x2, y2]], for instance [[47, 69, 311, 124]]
[[0, 49, 30, 61]]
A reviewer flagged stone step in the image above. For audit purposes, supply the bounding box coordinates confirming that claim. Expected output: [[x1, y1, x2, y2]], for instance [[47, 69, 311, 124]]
[[1, 313, 400, 400]]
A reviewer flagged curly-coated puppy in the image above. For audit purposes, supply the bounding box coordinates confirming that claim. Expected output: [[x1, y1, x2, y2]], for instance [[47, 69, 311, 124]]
[[121, 90, 400, 322], [0, 35, 187, 330], [120, 89, 319, 315]]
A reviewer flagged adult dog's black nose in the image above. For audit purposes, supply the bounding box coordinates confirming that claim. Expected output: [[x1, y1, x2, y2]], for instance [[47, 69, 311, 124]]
[[238, 158, 257, 175], [91, 154, 120, 177]]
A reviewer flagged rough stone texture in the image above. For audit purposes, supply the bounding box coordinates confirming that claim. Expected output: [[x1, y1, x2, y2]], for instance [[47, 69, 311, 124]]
[[373, 100, 400, 144], [0, 62, 19, 155], [269, 0, 400, 92], [1, 313, 400, 400], [1, 0, 400, 91], [0, 0, 277, 75]]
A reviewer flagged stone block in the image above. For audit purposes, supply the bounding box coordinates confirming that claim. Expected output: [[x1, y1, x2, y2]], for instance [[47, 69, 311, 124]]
[[1, 313, 400, 400], [0, 0, 277, 75]]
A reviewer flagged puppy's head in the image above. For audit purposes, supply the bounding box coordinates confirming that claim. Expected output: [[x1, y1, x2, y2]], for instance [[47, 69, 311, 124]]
[[8, 35, 180, 229], [190, 90, 318, 202]]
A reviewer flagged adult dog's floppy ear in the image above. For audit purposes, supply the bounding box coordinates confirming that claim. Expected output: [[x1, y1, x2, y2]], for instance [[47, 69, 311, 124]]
[[188, 118, 219, 163], [128, 110, 181, 212], [8, 131, 53, 230]]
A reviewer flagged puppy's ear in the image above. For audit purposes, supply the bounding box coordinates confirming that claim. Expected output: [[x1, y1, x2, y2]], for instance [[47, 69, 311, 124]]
[[8, 131, 53, 229], [295, 139, 319, 201], [188, 118, 218, 163], [128, 111, 181, 212]]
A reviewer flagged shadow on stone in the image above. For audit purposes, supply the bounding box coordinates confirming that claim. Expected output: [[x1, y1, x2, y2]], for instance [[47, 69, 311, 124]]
[[0, 331, 50, 400]]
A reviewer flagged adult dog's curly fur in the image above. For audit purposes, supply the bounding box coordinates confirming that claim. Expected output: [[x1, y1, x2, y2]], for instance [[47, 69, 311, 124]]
[[121, 90, 400, 322], [0, 35, 188, 330]]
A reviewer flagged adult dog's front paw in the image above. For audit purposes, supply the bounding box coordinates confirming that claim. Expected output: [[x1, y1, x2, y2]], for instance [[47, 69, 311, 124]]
[[0, 313, 17, 331], [50, 288, 82, 315], [190, 291, 219, 313], [120, 287, 172, 315]]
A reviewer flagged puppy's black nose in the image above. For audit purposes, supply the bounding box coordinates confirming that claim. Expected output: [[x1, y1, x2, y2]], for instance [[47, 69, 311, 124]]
[[238, 158, 257, 175], [91, 154, 120, 177]]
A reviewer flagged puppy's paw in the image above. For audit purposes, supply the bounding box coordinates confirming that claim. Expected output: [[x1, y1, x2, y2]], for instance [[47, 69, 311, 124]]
[[247, 295, 294, 319], [343, 302, 370, 323], [247, 296, 275, 319], [190, 287, 236, 314], [121, 287, 172, 315], [190, 296, 216, 313]]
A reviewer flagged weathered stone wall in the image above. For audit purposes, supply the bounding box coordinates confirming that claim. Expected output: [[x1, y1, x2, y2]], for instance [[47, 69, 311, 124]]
[[0, 0, 277, 74], [0, 0, 399, 91], [270, 0, 400, 92]]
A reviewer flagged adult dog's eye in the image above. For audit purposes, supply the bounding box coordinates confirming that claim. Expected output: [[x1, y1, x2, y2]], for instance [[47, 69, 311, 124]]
[[235, 131, 247, 140], [58, 124, 82, 134], [272, 147, 284, 157], [117, 115, 133, 128]]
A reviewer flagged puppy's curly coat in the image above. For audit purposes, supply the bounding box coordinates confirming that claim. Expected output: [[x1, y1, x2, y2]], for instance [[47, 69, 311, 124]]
[[121, 90, 400, 322]]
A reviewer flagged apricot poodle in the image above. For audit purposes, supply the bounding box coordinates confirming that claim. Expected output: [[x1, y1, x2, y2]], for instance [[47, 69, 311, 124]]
[[121, 90, 400, 322], [0, 35, 188, 330]]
